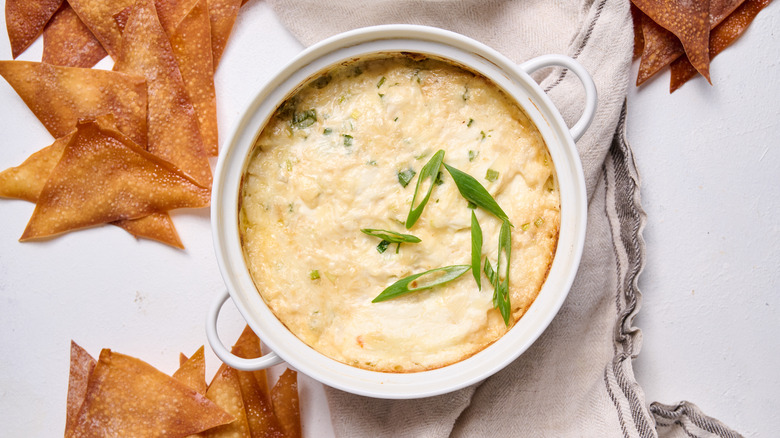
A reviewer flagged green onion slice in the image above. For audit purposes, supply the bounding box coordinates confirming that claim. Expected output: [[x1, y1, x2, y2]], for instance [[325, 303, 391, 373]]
[[361, 229, 421, 244], [372, 265, 471, 303], [397, 168, 416, 187], [291, 109, 316, 128], [495, 221, 512, 325], [443, 163, 512, 226], [471, 210, 482, 290], [405, 149, 445, 229]]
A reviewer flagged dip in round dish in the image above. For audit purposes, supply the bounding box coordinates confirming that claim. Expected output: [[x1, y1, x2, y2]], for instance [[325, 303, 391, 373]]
[[238, 53, 560, 372]]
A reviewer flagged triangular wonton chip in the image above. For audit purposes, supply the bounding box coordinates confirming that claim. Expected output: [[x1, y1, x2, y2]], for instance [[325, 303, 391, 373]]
[[66, 0, 135, 60], [635, 0, 746, 85], [172, 345, 208, 395], [207, 0, 242, 70], [271, 368, 302, 438], [64, 341, 97, 436], [113, 0, 212, 187], [166, 0, 219, 156], [5, 0, 63, 58], [43, 2, 108, 68], [670, 0, 771, 91], [631, 0, 712, 82], [202, 364, 253, 437], [21, 119, 210, 241], [66, 349, 233, 437], [113, 213, 184, 249], [230, 325, 285, 436], [0, 61, 147, 146], [0, 131, 74, 202]]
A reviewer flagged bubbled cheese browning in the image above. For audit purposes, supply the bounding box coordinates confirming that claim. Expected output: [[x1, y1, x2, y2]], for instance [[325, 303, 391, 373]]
[[239, 54, 560, 372]]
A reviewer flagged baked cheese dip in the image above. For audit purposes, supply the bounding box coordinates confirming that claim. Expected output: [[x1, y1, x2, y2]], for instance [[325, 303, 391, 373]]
[[239, 53, 560, 372]]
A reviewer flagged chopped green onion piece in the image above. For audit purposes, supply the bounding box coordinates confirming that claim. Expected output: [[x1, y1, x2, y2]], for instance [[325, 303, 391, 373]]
[[377, 240, 390, 253], [483, 258, 496, 286], [467, 118, 474, 127], [309, 270, 320, 280], [361, 228, 421, 244], [442, 163, 512, 226], [534, 217, 545, 227], [521, 222, 531, 231], [471, 210, 482, 290], [397, 168, 416, 188], [323, 128, 332, 135], [405, 150, 445, 229], [485, 168, 499, 182], [494, 221, 512, 325], [377, 76, 386, 88], [367, 160, 377, 166], [372, 265, 471, 303], [480, 130, 486, 140], [291, 109, 316, 128], [343, 134, 353, 147], [468, 150, 478, 161]]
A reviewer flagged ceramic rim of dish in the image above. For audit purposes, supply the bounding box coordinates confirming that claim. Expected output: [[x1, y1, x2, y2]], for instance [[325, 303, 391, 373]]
[[207, 24, 594, 399]]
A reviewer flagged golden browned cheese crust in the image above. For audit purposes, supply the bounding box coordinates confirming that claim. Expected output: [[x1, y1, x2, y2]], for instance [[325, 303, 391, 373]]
[[239, 54, 560, 372]]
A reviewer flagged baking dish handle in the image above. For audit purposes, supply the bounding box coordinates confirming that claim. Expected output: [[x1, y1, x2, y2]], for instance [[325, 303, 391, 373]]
[[206, 290, 284, 370], [519, 54, 597, 142]]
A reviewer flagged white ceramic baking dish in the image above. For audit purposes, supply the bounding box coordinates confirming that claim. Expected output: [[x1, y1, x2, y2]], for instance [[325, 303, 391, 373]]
[[207, 24, 594, 399]]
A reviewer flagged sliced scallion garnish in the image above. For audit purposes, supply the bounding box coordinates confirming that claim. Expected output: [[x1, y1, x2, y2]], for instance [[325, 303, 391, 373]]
[[372, 265, 471, 303], [397, 168, 416, 188], [405, 150, 445, 229], [291, 109, 316, 128], [376, 240, 390, 254], [495, 221, 512, 325], [361, 229, 421, 244], [471, 210, 482, 290], [443, 163, 512, 226], [485, 168, 499, 182]]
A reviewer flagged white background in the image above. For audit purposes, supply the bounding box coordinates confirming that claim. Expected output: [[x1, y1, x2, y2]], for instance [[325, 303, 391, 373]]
[[0, 1, 777, 436]]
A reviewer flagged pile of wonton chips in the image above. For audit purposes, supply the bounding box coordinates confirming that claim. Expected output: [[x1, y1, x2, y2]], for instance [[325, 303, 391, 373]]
[[631, 0, 773, 92], [1, 0, 244, 247], [66, 325, 301, 437]]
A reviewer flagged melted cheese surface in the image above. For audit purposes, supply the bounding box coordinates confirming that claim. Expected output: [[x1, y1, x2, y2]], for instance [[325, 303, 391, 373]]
[[240, 54, 560, 372]]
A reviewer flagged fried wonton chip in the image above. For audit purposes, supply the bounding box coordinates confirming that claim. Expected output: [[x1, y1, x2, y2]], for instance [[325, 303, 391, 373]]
[[635, 0, 746, 85], [65, 341, 97, 435], [631, 3, 645, 59], [113, 0, 212, 187], [0, 124, 184, 248], [208, 0, 242, 70], [42, 2, 108, 68], [167, 0, 219, 156], [201, 364, 253, 437], [271, 369, 302, 438], [156, 0, 199, 34], [231, 325, 285, 437], [113, 213, 184, 248], [173, 346, 209, 395], [67, 349, 233, 437], [21, 118, 210, 241], [5, 0, 63, 58], [0, 61, 147, 146], [670, 0, 771, 91], [0, 131, 74, 202], [66, 0, 135, 60], [631, 0, 712, 82]]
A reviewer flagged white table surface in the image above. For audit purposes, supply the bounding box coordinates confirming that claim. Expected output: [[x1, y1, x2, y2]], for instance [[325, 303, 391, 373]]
[[0, 2, 777, 437]]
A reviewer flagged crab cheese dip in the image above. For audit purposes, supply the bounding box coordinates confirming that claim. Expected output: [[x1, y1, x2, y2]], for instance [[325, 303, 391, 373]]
[[239, 53, 560, 372]]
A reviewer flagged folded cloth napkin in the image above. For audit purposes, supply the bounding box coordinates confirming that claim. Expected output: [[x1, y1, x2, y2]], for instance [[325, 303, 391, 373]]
[[265, 0, 744, 436]]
